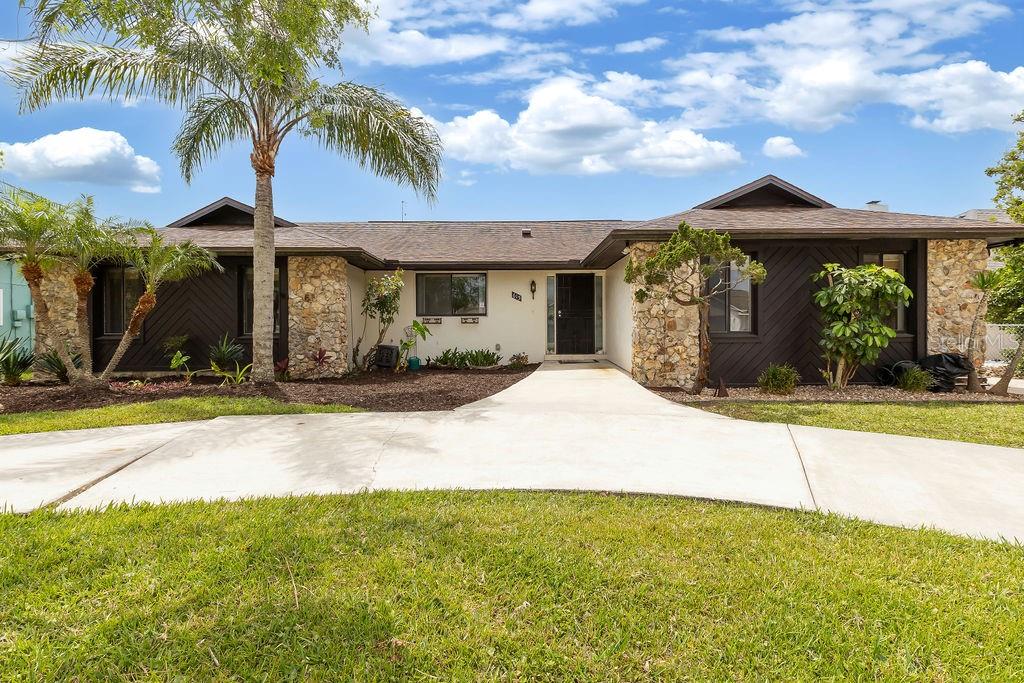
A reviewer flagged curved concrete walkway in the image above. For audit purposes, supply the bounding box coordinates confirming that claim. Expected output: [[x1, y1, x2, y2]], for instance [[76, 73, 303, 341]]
[[2, 362, 1023, 542]]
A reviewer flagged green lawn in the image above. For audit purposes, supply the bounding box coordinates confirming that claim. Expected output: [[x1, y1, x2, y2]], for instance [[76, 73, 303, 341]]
[[702, 401, 1024, 448], [0, 396, 360, 436], [1, 491, 1022, 680]]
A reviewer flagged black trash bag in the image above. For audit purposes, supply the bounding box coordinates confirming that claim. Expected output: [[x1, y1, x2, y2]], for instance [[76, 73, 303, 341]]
[[917, 353, 971, 392]]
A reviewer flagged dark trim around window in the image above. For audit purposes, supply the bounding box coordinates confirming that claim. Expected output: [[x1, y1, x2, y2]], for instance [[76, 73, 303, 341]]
[[238, 265, 284, 338], [709, 255, 757, 336], [415, 272, 488, 317]]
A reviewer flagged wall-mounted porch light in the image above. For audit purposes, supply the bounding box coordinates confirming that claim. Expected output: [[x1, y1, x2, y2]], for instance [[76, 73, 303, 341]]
[[530, 280, 537, 299]]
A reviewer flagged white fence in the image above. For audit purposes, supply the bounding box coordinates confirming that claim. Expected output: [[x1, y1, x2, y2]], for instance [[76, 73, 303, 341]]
[[987, 324, 1023, 361]]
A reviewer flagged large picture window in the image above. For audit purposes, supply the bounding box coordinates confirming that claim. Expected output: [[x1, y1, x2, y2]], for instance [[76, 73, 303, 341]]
[[241, 267, 282, 336], [416, 273, 487, 316], [102, 267, 145, 335], [861, 252, 907, 331], [709, 260, 754, 334]]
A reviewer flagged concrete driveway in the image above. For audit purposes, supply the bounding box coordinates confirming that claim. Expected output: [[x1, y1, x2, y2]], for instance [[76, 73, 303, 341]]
[[3, 361, 1023, 542]]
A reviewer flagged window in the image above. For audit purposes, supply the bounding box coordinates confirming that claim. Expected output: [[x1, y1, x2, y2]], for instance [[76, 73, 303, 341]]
[[709, 260, 753, 334], [241, 267, 282, 336], [416, 273, 487, 316], [861, 252, 907, 332], [103, 267, 144, 335]]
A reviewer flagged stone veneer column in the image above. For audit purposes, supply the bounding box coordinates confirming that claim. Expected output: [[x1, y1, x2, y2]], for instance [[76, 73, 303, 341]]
[[287, 256, 349, 378], [627, 242, 702, 388], [37, 262, 80, 353], [926, 239, 989, 363]]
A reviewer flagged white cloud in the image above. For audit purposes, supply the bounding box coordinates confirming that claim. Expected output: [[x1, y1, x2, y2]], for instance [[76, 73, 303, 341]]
[[0, 128, 161, 193], [659, 0, 1023, 133], [448, 49, 573, 84], [455, 170, 478, 186], [344, 18, 511, 66], [493, 0, 647, 30], [762, 136, 806, 158], [893, 60, 1024, 133], [592, 71, 661, 105], [614, 37, 667, 54], [425, 77, 742, 176]]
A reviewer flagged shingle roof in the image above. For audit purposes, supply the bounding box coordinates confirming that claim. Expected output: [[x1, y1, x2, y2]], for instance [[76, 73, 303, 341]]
[[160, 220, 636, 269], [624, 205, 1019, 237], [157, 176, 1024, 269]]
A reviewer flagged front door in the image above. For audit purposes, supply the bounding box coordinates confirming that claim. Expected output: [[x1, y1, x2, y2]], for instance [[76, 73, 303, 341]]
[[556, 274, 595, 354]]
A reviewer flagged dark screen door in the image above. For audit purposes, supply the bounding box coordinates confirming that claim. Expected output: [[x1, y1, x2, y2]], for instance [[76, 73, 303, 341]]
[[556, 274, 595, 354]]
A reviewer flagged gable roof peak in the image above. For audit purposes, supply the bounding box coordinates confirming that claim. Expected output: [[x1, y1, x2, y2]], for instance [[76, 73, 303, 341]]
[[694, 175, 834, 210], [166, 196, 296, 228]]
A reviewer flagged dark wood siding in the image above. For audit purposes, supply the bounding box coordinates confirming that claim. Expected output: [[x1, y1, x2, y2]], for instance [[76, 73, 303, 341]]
[[710, 239, 922, 386], [91, 256, 288, 373]]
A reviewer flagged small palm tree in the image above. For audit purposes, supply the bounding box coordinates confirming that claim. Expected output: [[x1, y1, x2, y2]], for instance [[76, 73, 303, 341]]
[[58, 196, 139, 375], [13, 1, 443, 382], [100, 228, 221, 380], [966, 270, 1001, 392], [0, 185, 95, 385]]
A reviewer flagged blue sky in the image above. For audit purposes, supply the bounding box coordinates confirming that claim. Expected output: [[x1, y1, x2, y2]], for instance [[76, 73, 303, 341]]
[[1, 0, 1023, 225]]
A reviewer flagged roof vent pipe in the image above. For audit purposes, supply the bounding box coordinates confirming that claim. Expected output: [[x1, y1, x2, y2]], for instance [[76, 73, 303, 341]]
[[864, 200, 889, 212], [522, 227, 533, 238]]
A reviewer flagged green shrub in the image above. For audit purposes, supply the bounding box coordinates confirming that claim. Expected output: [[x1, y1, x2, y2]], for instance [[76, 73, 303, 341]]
[[509, 352, 529, 369], [35, 346, 84, 384], [896, 366, 934, 392], [464, 348, 502, 367], [161, 334, 190, 359], [433, 348, 468, 368], [209, 333, 244, 369], [0, 336, 35, 386], [757, 363, 800, 395]]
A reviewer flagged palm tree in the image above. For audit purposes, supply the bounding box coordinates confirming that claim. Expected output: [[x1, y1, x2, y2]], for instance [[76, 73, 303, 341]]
[[58, 196, 138, 375], [100, 227, 221, 380], [966, 270, 1001, 392], [12, 1, 443, 382], [0, 185, 96, 385]]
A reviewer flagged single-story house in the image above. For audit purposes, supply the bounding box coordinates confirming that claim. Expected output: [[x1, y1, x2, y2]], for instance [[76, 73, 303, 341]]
[[86, 175, 1024, 387]]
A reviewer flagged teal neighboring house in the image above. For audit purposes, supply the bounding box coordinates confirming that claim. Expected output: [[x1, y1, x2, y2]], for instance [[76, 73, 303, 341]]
[[0, 260, 34, 346]]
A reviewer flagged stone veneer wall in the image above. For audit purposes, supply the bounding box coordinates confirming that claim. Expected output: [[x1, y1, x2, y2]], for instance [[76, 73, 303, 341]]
[[287, 256, 349, 378], [927, 239, 989, 363], [627, 242, 701, 388], [37, 262, 80, 352]]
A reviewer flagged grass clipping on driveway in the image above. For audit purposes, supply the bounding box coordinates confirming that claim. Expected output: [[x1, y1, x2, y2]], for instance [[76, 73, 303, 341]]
[[0, 397, 360, 436], [703, 401, 1024, 448], [3, 491, 1023, 680]]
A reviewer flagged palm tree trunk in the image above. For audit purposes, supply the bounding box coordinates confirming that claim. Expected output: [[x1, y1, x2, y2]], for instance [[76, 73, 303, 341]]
[[966, 292, 987, 392], [21, 262, 99, 386], [990, 334, 1024, 396], [100, 292, 157, 381], [73, 270, 95, 375], [250, 145, 277, 384]]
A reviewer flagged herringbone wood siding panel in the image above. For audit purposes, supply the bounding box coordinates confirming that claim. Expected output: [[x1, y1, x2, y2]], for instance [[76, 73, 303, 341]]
[[92, 257, 287, 372], [710, 242, 918, 386]]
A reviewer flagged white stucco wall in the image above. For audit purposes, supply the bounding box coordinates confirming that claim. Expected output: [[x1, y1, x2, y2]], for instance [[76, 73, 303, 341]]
[[346, 264, 367, 364], [364, 269, 551, 364], [604, 256, 633, 372]]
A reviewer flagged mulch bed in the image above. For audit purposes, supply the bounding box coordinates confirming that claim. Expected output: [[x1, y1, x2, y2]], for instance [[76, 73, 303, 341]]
[[0, 365, 540, 414], [654, 384, 1023, 404]]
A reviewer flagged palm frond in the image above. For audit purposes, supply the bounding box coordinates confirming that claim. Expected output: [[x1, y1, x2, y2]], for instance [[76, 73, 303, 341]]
[[174, 94, 252, 182], [11, 42, 204, 112], [296, 82, 444, 201]]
